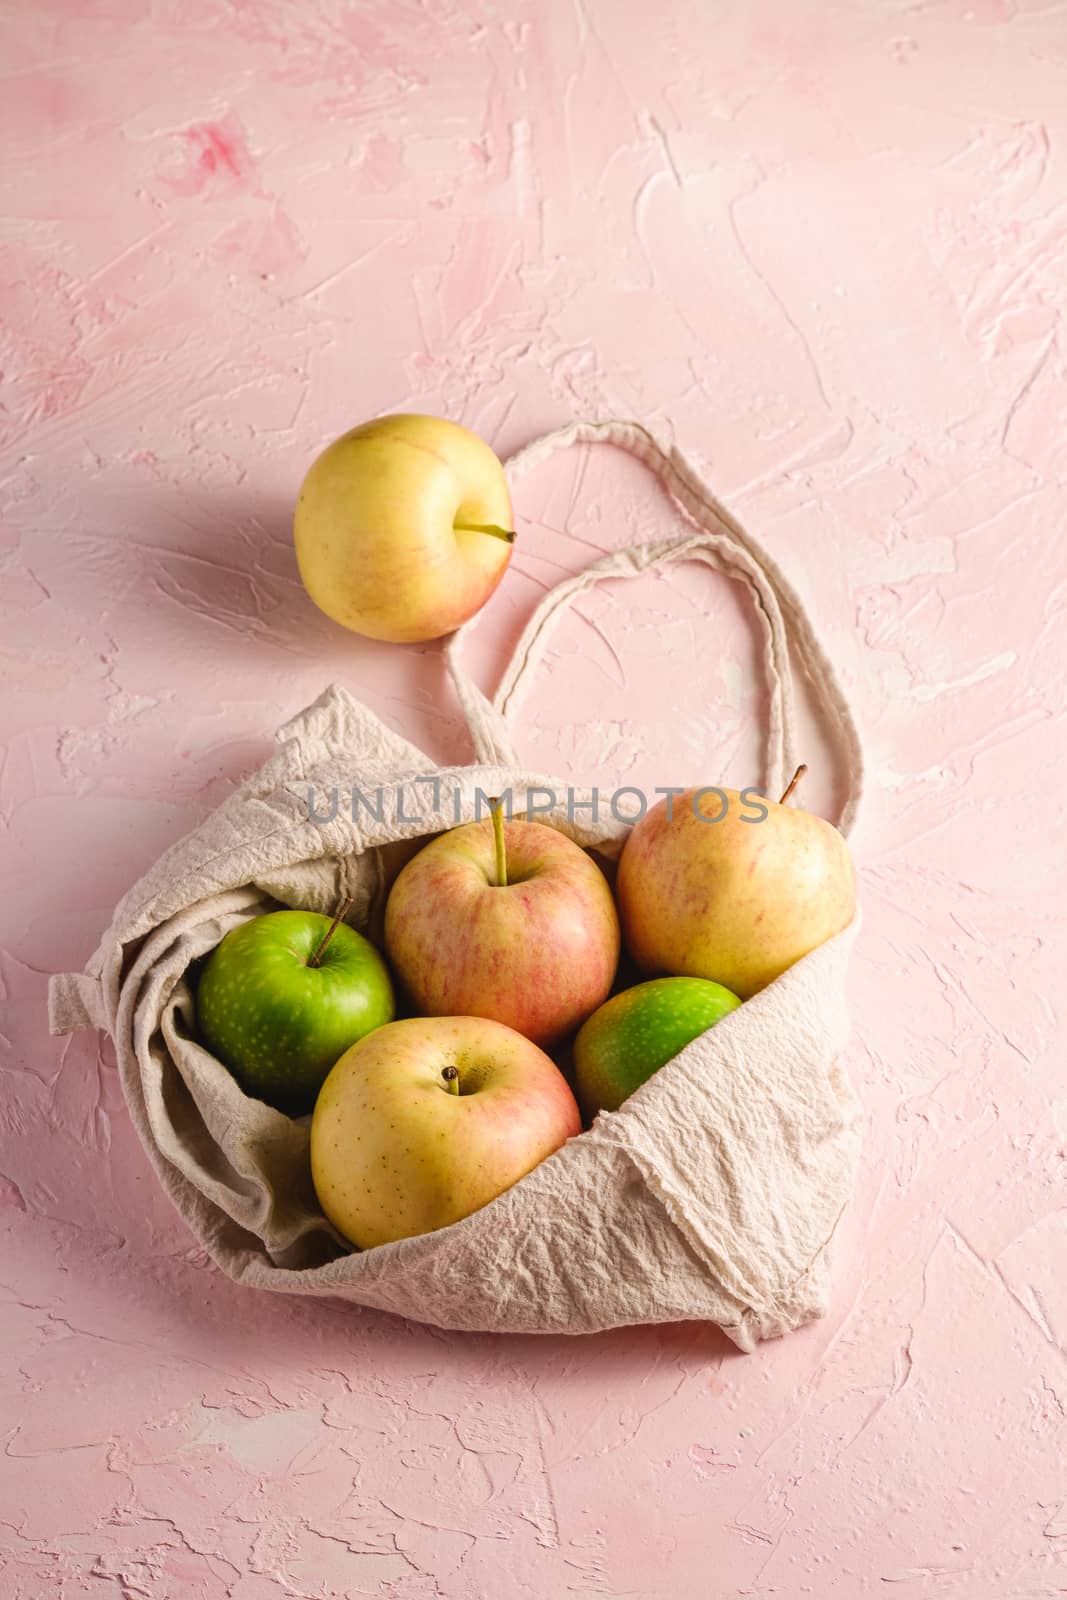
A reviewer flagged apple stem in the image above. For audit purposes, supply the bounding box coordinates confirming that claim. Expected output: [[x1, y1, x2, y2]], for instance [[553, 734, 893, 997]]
[[489, 797, 508, 888], [442, 1065, 460, 1095], [454, 521, 516, 544], [779, 764, 808, 806], [308, 896, 353, 967]]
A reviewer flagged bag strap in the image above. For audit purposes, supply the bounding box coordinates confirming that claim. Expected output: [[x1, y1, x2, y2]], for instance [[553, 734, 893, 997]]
[[446, 419, 863, 833]]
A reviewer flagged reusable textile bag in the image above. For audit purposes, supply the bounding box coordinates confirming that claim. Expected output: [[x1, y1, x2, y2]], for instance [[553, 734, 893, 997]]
[[48, 419, 864, 1352]]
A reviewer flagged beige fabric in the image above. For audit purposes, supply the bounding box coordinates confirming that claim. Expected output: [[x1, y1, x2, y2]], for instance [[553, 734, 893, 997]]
[[48, 419, 864, 1351]]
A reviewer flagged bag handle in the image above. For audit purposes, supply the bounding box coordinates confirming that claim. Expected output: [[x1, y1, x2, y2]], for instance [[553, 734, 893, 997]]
[[446, 419, 863, 833]]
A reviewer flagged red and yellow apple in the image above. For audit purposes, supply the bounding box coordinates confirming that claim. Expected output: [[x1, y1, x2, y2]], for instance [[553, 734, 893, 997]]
[[384, 810, 620, 1047], [310, 1015, 580, 1247], [294, 413, 513, 643], [617, 783, 855, 998]]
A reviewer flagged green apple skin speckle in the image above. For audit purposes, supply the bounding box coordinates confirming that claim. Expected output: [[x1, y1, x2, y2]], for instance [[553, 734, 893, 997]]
[[574, 976, 741, 1119], [196, 911, 395, 1116]]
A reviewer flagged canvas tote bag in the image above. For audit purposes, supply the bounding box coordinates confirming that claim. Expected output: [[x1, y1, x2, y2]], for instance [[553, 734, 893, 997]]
[[48, 419, 864, 1352]]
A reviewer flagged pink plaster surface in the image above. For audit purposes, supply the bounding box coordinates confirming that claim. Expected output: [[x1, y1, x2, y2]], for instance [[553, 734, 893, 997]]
[[2, 2, 1065, 1596]]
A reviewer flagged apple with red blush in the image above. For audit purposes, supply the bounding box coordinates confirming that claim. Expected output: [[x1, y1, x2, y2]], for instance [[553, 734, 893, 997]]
[[384, 805, 620, 1048]]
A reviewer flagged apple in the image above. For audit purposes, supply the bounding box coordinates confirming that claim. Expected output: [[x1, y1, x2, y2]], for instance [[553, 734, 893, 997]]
[[293, 413, 514, 643], [384, 807, 620, 1047], [616, 770, 855, 999], [310, 1015, 581, 1247], [573, 976, 741, 1119], [196, 906, 394, 1115]]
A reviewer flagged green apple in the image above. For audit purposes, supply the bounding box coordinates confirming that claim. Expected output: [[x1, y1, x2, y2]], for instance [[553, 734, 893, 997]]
[[196, 908, 395, 1116], [573, 976, 742, 1119]]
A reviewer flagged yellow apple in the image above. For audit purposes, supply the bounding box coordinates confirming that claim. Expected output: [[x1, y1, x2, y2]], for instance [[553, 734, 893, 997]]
[[310, 1016, 581, 1248], [616, 783, 856, 998], [293, 413, 513, 643]]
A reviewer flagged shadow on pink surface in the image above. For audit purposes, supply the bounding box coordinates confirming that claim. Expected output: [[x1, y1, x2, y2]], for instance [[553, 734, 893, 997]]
[[128, 480, 498, 771]]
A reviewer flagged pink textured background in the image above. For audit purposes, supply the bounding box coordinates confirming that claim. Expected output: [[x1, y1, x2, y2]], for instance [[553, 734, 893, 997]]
[[2, 3, 1065, 1596]]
